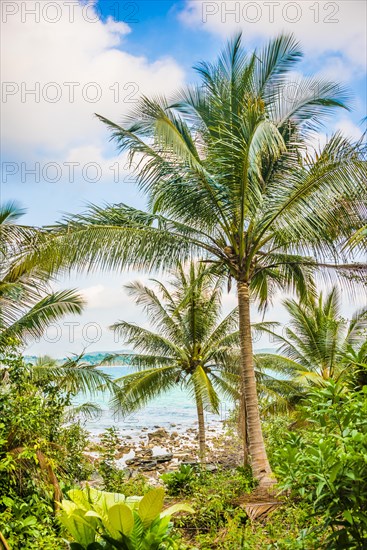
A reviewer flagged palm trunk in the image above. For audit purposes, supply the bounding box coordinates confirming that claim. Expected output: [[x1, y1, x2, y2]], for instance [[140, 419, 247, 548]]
[[195, 393, 206, 462], [237, 280, 273, 483], [238, 395, 249, 465]]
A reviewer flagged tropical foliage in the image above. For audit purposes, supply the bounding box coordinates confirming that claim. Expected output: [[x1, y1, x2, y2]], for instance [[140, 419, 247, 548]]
[[0, 351, 95, 549], [16, 34, 366, 480], [161, 465, 197, 496], [28, 352, 116, 404], [58, 486, 193, 549], [275, 382, 367, 548]]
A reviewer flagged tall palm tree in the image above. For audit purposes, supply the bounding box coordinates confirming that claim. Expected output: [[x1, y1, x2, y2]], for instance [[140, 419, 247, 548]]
[[14, 35, 366, 483], [256, 287, 367, 391], [106, 262, 239, 461], [0, 201, 84, 352]]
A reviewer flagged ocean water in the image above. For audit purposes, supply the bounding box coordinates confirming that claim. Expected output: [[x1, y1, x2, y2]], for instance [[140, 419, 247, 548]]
[[74, 366, 233, 439]]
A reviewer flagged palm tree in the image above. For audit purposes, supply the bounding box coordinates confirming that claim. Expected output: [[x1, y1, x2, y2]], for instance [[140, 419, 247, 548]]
[[256, 287, 367, 392], [0, 201, 84, 352], [106, 262, 239, 461], [14, 35, 366, 483]]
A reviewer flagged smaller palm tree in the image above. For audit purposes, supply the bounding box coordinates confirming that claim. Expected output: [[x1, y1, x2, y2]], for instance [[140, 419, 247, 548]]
[[256, 287, 367, 401], [108, 263, 240, 461]]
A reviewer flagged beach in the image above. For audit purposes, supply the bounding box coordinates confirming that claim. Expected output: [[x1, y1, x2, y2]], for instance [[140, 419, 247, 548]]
[[74, 367, 238, 479]]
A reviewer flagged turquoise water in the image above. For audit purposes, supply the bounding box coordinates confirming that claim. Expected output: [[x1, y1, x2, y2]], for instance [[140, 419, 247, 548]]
[[74, 366, 233, 438]]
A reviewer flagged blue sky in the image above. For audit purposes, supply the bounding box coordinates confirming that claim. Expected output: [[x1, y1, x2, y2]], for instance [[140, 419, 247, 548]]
[[1, 0, 366, 355]]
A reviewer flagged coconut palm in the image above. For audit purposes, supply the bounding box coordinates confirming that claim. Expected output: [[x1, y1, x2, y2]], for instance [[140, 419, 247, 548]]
[[107, 262, 240, 461], [14, 35, 366, 482], [256, 287, 367, 395], [0, 201, 85, 352]]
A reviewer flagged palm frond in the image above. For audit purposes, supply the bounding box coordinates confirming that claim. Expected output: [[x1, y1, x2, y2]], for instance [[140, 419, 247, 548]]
[[65, 402, 102, 421], [111, 366, 179, 416], [0, 290, 85, 350]]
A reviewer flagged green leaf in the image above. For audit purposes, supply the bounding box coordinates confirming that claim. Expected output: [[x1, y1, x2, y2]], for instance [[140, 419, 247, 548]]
[[85, 511, 102, 519], [58, 510, 97, 547], [126, 496, 143, 510], [343, 510, 353, 525], [68, 489, 94, 511], [129, 513, 144, 547], [2, 496, 14, 507], [138, 488, 165, 529], [107, 502, 134, 537], [160, 503, 194, 518], [60, 500, 79, 515], [316, 480, 325, 498], [22, 516, 37, 526], [97, 490, 126, 511], [329, 463, 340, 483]]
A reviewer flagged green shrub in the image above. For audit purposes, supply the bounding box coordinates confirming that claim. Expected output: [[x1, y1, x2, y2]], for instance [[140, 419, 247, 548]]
[[96, 428, 152, 496], [58, 423, 94, 489], [162, 465, 196, 496], [120, 473, 151, 497], [274, 382, 367, 548], [0, 493, 65, 549], [0, 350, 92, 548], [201, 501, 327, 549]]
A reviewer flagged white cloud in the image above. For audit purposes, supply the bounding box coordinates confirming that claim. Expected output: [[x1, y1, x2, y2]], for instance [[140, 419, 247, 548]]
[[80, 282, 135, 310], [1, 1, 185, 157], [306, 116, 364, 155], [334, 118, 364, 141], [316, 56, 358, 83], [80, 284, 109, 308], [221, 289, 237, 314], [179, 0, 366, 77], [62, 145, 129, 187]]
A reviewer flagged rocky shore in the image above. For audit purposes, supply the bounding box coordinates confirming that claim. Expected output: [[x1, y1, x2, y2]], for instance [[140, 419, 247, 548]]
[[84, 423, 243, 484]]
